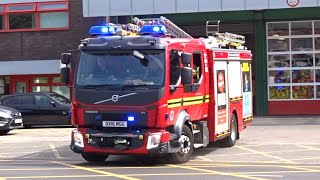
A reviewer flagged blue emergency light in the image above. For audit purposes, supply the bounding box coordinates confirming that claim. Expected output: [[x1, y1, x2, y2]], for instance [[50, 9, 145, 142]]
[[89, 25, 115, 35], [139, 25, 167, 35], [127, 116, 135, 122]]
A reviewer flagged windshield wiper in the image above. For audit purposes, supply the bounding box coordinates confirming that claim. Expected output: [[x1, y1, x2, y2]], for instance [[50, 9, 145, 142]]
[[81, 84, 122, 90]]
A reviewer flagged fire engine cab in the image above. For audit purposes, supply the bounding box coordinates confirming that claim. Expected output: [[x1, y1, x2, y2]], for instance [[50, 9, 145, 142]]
[[60, 16, 253, 164]]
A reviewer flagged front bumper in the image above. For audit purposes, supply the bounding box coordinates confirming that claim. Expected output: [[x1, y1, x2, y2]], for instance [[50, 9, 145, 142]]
[[0, 117, 23, 131], [70, 129, 181, 155]]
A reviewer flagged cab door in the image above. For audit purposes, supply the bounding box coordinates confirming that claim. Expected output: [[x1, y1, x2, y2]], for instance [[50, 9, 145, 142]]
[[214, 61, 229, 134]]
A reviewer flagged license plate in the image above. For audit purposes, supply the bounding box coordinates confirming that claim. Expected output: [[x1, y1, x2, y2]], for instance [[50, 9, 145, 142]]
[[102, 121, 127, 127], [15, 118, 23, 124]]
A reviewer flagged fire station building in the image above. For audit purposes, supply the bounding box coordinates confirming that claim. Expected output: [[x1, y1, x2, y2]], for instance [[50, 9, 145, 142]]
[[0, 0, 104, 99], [81, 0, 320, 116]]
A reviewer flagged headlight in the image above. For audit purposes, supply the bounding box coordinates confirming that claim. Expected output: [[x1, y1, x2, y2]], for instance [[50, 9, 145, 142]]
[[146, 133, 162, 150], [0, 112, 12, 119], [72, 130, 84, 148]]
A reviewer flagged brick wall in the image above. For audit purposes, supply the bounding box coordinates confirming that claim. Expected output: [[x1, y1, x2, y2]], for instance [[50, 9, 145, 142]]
[[0, 0, 104, 61]]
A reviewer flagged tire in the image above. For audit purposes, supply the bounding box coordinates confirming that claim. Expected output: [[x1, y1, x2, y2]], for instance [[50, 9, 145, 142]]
[[169, 124, 194, 164], [81, 153, 109, 163], [221, 114, 238, 147], [0, 130, 10, 135], [24, 125, 32, 129]]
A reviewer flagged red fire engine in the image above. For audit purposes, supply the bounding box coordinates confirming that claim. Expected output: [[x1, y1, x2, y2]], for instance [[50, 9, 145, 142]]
[[60, 16, 253, 164]]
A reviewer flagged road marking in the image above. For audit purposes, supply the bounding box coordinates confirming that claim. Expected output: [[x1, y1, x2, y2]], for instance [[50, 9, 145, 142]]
[[211, 148, 313, 157], [0, 177, 6, 180], [280, 165, 320, 172], [197, 156, 213, 162], [248, 175, 283, 177], [167, 164, 269, 180], [49, 144, 62, 159], [51, 161, 141, 180], [296, 144, 320, 151], [289, 156, 320, 161], [235, 145, 296, 164], [4, 175, 108, 179], [241, 170, 320, 175]]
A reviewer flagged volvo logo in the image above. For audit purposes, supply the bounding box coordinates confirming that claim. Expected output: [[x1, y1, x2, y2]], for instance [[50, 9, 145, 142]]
[[111, 95, 119, 102]]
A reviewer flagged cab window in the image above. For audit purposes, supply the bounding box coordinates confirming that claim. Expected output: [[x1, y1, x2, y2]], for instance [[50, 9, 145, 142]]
[[170, 50, 181, 85]]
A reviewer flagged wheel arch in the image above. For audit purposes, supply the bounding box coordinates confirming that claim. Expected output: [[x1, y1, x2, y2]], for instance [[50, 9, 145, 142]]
[[174, 110, 192, 138]]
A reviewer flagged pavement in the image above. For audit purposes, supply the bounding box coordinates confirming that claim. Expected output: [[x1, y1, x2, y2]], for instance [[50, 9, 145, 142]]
[[0, 117, 320, 180]]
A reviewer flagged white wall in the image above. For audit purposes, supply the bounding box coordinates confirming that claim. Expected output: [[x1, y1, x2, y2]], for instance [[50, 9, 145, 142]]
[[83, 0, 320, 17], [0, 60, 60, 75]]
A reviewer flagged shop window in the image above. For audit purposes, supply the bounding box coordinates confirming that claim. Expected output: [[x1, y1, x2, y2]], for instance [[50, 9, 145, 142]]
[[267, 20, 320, 100], [53, 77, 62, 83], [32, 86, 50, 92], [269, 86, 291, 99], [33, 77, 48, 84], [40, 12, 68, 28], [268, 22, 289, 36], [9, 13, 35, 29], [268, 39, 289, 52], [291, 38, 313, 51], [291, 22, 312, 35], [314, 21, 320, 34], [0, 79, 4, 95], [0, 1, 69, 32]]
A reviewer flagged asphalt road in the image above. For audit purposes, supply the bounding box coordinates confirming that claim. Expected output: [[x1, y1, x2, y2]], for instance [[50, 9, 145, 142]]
[[0, 117, 320, 180]]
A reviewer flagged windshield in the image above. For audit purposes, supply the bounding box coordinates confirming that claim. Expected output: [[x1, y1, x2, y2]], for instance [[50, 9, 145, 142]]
[[50, 94, 71, 104], [75, 50, 165, 87]]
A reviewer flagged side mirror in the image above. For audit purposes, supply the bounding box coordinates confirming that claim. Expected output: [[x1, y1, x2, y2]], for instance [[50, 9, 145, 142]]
[[60, 67, 70, 84], [50, 101, 56, 107], [181, 53, 192, 65], [61, 53, 71, 65], [181, 67, 193, 85]]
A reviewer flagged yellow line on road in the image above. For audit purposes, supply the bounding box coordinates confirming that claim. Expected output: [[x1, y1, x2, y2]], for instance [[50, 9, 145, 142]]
[[49, 144, 62, 159], [212, 148, 313, 157], [279, 165, 320, 172], [51, 161, 141, 180], [4, 175, 108, 179], [296, 144, 320, 151], [0, 177, 6, 180], [167, 164, 269, 180], [289, 156, 320, 161], [235, 146, 296, 164], [197, 156, 213, 162], [240, 170, 320, 175]]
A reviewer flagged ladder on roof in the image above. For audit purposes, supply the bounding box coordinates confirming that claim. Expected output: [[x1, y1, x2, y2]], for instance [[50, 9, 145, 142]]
[[205, 20, 246, 48], [133, 16, 193, 39]]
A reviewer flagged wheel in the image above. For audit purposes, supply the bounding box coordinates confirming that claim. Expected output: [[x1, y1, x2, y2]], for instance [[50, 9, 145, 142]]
[[221, 114, 238, 147], [24, 125, 32, 129], [81, 153, 109, 163], [169, 124, 194, 164], [0, 130, 10, 135]]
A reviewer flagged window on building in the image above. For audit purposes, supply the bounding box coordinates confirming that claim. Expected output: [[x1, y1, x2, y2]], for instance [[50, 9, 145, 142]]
[[267, 21, 320, 100], [1, 1, 69, 32], [9, 13, 35, 29]]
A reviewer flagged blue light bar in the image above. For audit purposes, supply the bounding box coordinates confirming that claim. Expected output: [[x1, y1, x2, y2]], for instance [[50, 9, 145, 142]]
[[127, 116, 135, 122], [140, 25, 167, 36], [89, 26, 115, 35]]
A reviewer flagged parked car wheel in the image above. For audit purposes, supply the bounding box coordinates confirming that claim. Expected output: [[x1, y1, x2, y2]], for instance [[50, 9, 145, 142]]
[[0, 130, 10, 135]]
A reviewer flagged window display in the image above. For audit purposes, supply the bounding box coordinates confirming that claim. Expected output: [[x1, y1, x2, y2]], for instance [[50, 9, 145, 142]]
[[267, 21, 320, 100]]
